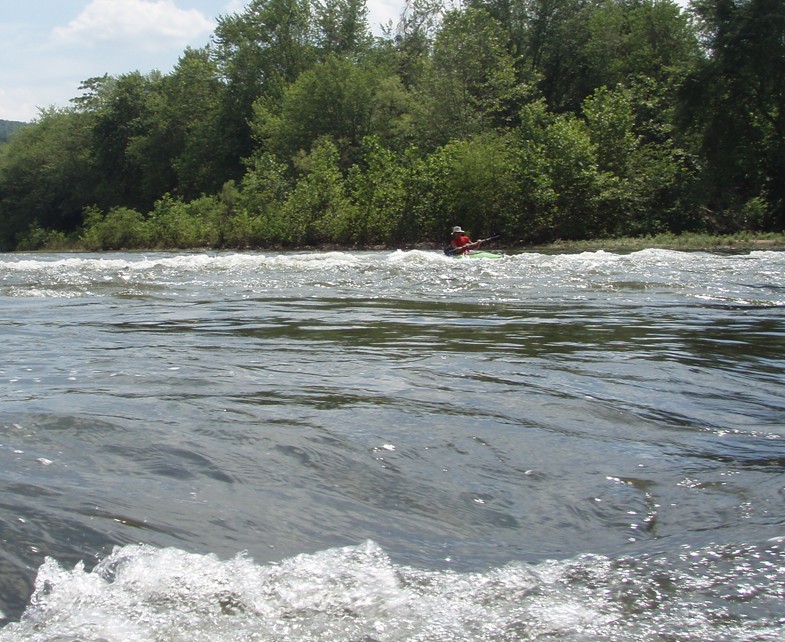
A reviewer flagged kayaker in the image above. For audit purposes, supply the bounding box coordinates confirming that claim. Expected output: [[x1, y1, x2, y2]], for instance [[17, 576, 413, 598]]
[[450, 226, 483, 255]]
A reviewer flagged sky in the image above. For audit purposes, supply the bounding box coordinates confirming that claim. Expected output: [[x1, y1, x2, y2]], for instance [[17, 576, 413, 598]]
[[0, 0, 405, 122]]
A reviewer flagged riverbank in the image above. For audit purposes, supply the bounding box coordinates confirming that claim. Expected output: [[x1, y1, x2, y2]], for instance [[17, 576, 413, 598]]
[[409, 231, 785, 255], [9, 231, 785, 254], [524, 231, 785, 253]]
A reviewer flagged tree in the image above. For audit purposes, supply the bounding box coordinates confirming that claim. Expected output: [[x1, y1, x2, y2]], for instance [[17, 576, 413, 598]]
[[538, 111, 603, 239], [582, 85, 698, 236], [346, 136, 413, 243], [0, 120, 28, 144], [250, 55, 405, 169], [522, 0, 588, 111], [681, 0, 785, 229], [278, 137, 356, 244], [525, 0, 698, 113], [463, 0, 530, 59], [0, 108, 93, 248], [383, 0, 445, 86], [208, 0, 318, 185], [413, 133, 524, 239], [313, 0, 372, 57], [584, 0, 697, 89], [412, 7, 526, 148], [160, 48, 226, 199], [235, 152, 292, 244], [88, 72, 162, 212], [80, 206, 150, 250]]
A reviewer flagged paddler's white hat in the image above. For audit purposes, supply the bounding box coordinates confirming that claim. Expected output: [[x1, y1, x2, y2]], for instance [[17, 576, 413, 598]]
[[452, 226, 465, 234]]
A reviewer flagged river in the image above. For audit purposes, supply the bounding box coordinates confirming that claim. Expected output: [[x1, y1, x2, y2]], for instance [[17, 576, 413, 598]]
[[1, 248, 784, 641]]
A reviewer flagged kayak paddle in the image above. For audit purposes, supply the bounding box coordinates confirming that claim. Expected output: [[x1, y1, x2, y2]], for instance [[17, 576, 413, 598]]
[[444, 234, 502, 256]]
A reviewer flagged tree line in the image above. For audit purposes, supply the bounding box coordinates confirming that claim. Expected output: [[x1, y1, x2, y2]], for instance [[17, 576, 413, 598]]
[[0, 0, 782, 252], [0, 120, 27, 145]]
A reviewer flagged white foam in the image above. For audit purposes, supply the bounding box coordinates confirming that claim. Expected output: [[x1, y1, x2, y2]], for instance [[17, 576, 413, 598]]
[[2, 249, 784, 307], [2, 540, 783, 641]]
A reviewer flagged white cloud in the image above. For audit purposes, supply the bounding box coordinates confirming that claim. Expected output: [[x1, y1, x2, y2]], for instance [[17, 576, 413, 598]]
[[52, 0, 214, 51], [368, 0, 402, 31], [0, 87, 41, 123], [223, 0, 248, 14]]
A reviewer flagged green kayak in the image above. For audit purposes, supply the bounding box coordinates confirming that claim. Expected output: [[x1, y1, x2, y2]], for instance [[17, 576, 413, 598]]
[[458, 251, 502, 259]]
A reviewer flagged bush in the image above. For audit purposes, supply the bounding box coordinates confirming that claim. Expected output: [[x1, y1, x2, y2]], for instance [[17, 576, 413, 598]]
[[278, 138, 357, 245], [80, 206, 150, 250], [407, 133, 526, 242], [15, 225, 73, 251], [146, 193, 227, 249], [346, 136, 412, 245]]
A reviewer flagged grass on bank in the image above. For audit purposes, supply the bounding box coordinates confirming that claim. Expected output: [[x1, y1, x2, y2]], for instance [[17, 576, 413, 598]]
[[12, 224, 785, 253], [532, 231, 785, 252]]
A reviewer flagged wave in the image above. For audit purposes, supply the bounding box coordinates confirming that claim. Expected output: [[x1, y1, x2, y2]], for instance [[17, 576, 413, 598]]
[[2, 249, 784, 310], [1, 247, 782, 277], [1, 539, 783, 641]]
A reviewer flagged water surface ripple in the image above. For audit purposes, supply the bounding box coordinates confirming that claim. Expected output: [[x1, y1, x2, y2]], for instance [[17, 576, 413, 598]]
[[1, 249, 784, 640]]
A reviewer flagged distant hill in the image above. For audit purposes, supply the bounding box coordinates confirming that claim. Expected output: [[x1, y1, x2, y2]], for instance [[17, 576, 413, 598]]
[[1, 119, 28, 143]]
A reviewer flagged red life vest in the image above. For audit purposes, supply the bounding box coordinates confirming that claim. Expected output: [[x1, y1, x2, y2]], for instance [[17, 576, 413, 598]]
[[451, 234, 472, 254]]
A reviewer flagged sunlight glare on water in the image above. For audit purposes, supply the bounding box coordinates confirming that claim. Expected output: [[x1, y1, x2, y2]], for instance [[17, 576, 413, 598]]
[[1, 248, 784, 640]]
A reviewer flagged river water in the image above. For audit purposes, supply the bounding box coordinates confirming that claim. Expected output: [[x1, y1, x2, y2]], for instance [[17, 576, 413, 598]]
[[0, 248, 783, 641]]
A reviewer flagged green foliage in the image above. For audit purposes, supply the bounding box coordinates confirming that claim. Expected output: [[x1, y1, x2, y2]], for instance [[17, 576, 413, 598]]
[[239, 154, 291, 212], [80, 206, 150, 250], [582, 85, 702, 237], [88, 72, 160, 212], [385, 0, 444, 87], [0, 0, 781, 253], [0, 107, 93, 249], [15, 225, 74, 251], [681, 0, 785, 228], [0, 120, 27, 144], [155, 48, 226, 200], [582, 86, 638, 177], [582, 86, 653, 236], [412, 7, 526, 148], [412, 133, 523, 239], [251, 55, 388, 167], [522, 0, 592, 111], [234, 154, 291, 245], [146, 194, 221, 249], [583, 0, 699, 88], [510, 102, 561, 241], [346, 136, 413, 243], [76, 194, 223, 252], [538, 113, 603, 240], [278, 137, 357, 244], [313, 0, 372, 56], [528, 0, 699, 112], [211, 0, 318, 175]]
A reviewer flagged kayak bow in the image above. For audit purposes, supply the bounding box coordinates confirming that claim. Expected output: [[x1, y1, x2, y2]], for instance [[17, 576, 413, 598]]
[[458, 251, 502, 259]]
